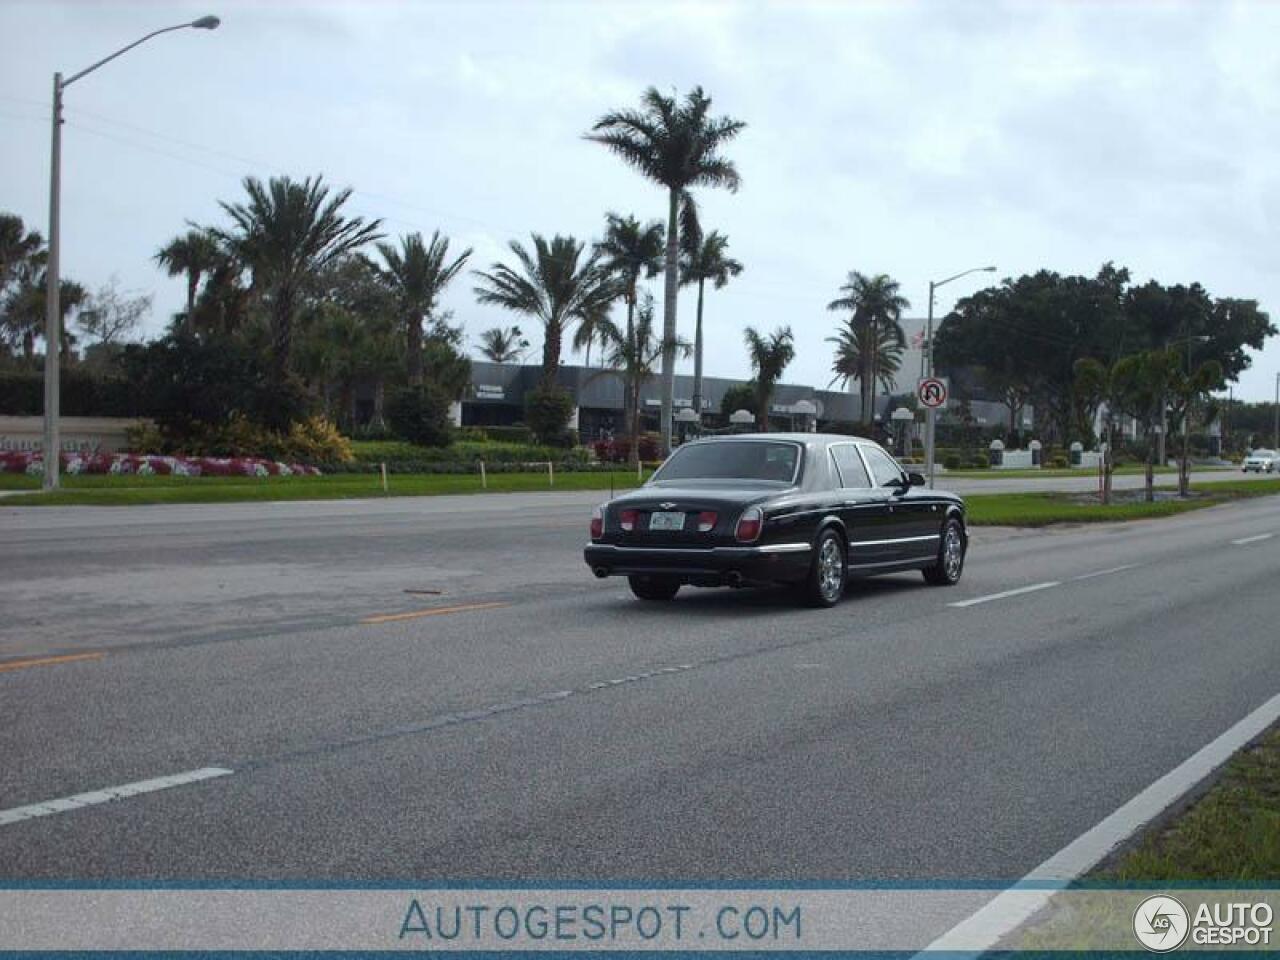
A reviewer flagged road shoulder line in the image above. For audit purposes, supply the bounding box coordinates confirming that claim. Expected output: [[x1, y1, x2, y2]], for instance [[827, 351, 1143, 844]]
[[922, 689, 1280, 954]]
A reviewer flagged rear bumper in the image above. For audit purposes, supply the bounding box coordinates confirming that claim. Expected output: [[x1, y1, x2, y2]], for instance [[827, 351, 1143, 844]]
[[584, 541, 812, 586]]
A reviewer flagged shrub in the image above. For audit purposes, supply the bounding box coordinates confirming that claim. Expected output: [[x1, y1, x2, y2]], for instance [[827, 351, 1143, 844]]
[[387, 386, 453, 448], [482, 424, 534, 444], [592, 433, 662, 463], [284, 416, 353, 464], [524, 384, 575, 447], [1050, 455, 1068, 469], [124, 420, 166, 454], [942, 454, 962, 470]]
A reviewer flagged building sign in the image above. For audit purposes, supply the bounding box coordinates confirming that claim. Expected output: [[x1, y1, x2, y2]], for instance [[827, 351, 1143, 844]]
[[474, 385, 505, 400], [0, 417, 141, 455]]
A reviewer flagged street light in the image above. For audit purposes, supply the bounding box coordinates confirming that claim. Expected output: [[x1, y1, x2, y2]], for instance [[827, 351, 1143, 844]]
[[42, 15, 220, 491], [924, 265, 996, 488]]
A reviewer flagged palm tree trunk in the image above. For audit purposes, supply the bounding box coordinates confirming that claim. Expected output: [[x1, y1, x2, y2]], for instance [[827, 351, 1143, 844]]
[[541, 317, 562, 387], [693, 278, 706, 414], [659, 187, 680, 454], [407, 313, 424, 386], [185, 272, 198, 334], [271, 286, 294, 383], [22, 330, 33, 361], [624, 294, 637, 467], [630, 372, 642, 467], [373, 378, 386, 426], [584, 335, 592, 370]]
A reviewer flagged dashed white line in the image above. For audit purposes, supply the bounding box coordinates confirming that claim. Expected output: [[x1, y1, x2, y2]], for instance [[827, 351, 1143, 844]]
[[0, 767, 232, 827], [1232, 533, 1274, 546], [1069, 563, 1138, 582], [948, 581, 1061, 608]]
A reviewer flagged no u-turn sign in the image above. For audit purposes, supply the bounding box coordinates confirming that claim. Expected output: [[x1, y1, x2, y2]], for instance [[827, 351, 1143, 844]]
[[917, 377, 949, 408]]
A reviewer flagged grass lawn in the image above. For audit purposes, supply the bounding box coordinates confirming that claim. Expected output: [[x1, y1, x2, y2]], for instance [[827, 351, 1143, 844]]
[[1096, 724, 1280, 882], [0, 470, 645, 505], [965, 478, 1280, 526]]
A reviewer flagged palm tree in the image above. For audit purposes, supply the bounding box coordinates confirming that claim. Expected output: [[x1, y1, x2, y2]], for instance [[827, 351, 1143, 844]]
[[826, 272, 910, 423], [680, 229, 743, 414], [596, 291, 691, 464], [572, 298, 614, 368], [216, 174, 383, 379], [828, 322, 903, 396], [743, 326, 795, 431], [0, 214, 44, 297], [2, 265, 84, 362], [587, 86, 745, 452], [477, 326, 529, 363], [376, 231, 472, 386], [154, 227, 221, 330], [473, 233, 617, 385]]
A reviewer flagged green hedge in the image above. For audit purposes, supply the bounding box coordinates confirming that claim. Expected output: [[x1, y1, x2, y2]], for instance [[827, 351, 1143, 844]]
[[344, 439, 593, 473], [0, 372, 145, 417]]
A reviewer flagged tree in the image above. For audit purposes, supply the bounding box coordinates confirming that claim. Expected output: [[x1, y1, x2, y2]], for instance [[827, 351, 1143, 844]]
[[595, 213, 665, 454], [376, 231, 472, 386], [826, 272, 910, 423], [743, 326, 794, 431], [588, 85, 745, 453], [473, 233, 617, 385], [595, 291, 689, 463], [572, 298, 612, 368], [216, 174, 383, 379], [680, 228, 742, 414], [78, 276, 152, 346], [720, 382, 756, 419], [1073, 357, 1127, 503], [477, 326, 528, 363], [0, 214, 43, 299], [2, 267, 85, 363], [1167, 357, 1224, 497], [828, 322, 903, 397], [1111, 348, 1181, 501], [154, 227, 221, 330]]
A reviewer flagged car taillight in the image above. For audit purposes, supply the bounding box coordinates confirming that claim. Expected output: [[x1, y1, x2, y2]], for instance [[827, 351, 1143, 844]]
[[590, 505, 604, 540], [697, 511, 718, 532], [735, 506, 763, 542], [620, 509, 638, 532]]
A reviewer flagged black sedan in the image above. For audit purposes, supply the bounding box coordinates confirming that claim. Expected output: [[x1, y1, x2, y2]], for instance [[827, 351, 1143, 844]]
[[584, 433, 967, 606]]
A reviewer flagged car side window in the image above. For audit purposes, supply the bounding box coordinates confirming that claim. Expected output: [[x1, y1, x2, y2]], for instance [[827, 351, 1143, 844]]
[[860, 445, 906, 487], [829, 444, 871, 489]]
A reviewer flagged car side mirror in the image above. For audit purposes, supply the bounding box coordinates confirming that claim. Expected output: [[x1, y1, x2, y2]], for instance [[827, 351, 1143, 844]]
[[907, 471, 926, 487]]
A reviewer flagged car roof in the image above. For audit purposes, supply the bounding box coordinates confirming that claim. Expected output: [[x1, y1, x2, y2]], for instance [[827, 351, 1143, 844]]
[[684, 433, 886, 447]]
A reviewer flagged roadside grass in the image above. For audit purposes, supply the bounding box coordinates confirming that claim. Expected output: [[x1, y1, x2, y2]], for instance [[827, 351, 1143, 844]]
[[1096, 724, 1280, 882], [1008, 725, 1280, 952], [965, 479, 1280, 526], [945, 465, 1229, 480], [0, 470, 645, 505]]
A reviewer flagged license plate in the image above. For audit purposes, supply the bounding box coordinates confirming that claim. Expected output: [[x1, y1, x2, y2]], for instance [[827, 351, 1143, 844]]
[[648, 511, 686, 532]]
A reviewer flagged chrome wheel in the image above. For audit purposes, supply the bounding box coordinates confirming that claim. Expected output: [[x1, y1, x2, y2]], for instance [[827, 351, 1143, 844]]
[[818, 535, 844, 602], [943, 524, 964, 581]]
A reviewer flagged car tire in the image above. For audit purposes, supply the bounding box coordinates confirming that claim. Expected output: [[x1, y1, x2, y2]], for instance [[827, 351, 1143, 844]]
[[923, 518, 966, 586], [628, 575, 680, 601], [801, 528, 846, 607]]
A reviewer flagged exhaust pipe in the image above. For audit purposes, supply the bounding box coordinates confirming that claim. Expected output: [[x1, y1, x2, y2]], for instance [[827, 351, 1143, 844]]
[[593, 566, 610, 579]]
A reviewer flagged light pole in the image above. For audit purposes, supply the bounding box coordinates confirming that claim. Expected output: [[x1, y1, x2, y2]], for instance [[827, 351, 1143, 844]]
[[924, 265, 996, 488], [1273, 372, 1279, 451], [42, 15, 220, 491]]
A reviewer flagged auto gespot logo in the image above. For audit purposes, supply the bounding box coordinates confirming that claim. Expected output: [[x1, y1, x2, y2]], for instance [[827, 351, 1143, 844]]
[[1133, 895, 1274, 951]]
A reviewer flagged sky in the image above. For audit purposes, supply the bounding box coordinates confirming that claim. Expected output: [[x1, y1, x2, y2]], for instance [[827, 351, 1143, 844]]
[[2, 0, 1279, 400]]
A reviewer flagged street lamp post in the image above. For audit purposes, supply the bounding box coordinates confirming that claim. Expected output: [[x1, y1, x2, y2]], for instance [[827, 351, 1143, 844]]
[[924, 265, 996, 488], [41, 15, 220, 491]]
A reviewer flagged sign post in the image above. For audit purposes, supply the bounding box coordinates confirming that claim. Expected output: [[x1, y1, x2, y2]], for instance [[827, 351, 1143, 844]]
[[918, 376, 948, 489]]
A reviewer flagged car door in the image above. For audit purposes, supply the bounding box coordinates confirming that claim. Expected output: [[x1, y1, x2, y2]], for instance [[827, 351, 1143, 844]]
[[828, 443, 895, 567], [856, 443, 927, 563]]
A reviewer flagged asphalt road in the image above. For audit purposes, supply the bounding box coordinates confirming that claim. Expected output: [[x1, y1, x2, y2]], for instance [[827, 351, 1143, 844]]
[[1, 485, 1278, 922]]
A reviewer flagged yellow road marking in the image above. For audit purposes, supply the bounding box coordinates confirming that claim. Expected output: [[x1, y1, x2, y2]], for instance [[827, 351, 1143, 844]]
[[0, 652, 105, 673], [361, 601, 509, 625]]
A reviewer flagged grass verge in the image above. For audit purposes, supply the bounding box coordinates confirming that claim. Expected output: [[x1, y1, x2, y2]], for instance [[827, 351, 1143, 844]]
[[0, 470, 645, 505], [965, 479, 1280, 526], [1096, 724, 1280, 882]]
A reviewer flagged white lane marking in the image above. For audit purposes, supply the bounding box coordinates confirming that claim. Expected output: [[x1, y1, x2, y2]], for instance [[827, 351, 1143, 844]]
[[922, 689, 1280, 954], [0, 767, 232, 827], [1069, 563, 1138, 582], [1232, 533, 1274, 546], [948, 581, 1060, 608]]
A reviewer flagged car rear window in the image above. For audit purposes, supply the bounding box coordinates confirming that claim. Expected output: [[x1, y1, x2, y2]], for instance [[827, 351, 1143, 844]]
[[655, 441, 800, 483]]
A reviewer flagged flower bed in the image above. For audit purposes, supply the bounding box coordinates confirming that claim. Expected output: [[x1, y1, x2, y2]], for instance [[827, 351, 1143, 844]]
[[0, 451, 321, 478]]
